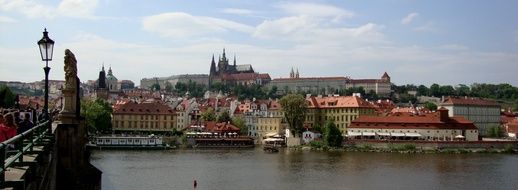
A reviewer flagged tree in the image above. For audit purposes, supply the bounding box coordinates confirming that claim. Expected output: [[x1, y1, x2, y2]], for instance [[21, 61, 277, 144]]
[[81, 99, 113, 133], [417, 85, 429, 96], [268, 86, 278, 98], [279, 94, 307, 136], [430, 83, 441, 97], [423, 101, 438, 111], [232, 117, 247, 135], [439, 85, 455, 96], [217, 109, 231, 122], [323, 120, 343, 147], [0, 85, 16, 108], [201, 107, 216, 121], [164, 81, 174, 93]]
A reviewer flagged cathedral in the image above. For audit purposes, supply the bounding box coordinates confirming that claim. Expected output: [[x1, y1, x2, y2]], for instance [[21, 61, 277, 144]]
[[209, 49, 270, 87]]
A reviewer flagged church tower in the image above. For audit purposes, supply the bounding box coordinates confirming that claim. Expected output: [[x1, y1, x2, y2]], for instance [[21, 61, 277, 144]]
[[290, 67, 295, 78], [96, 65, 108, 100]]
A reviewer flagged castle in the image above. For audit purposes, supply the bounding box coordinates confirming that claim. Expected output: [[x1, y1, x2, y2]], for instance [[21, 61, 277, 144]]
[[209, 49, 270, 87]]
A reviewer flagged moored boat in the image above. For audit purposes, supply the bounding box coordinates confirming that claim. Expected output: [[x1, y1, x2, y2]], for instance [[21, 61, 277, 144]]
[[88, 135, 172, 150]]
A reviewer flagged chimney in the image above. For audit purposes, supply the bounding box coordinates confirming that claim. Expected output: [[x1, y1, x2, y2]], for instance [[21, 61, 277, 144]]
[[437, 107, 449, 122]]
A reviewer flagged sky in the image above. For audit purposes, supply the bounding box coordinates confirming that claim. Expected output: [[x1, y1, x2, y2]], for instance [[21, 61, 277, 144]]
[[1, 0, 518, 87]]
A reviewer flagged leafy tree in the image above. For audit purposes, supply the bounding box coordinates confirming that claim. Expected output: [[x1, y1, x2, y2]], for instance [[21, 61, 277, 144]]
[[217, 109, 231, 122], [201, 107, 216, 121], [268, 86, 278, 98], [0, 85, 16, 108], [430, 83, 441, 97], [323, 120, 343, 147], [232, 117, 247, 135], [81, 98, 113, 133], [439, 85, 455, 96], [423, 101, 438, 111], [417, 85, 429, 96], [312, 123, 323, 134], [279, 94, 307, 137], [455, 84, 471, 96], [164, 81, 174, 93]]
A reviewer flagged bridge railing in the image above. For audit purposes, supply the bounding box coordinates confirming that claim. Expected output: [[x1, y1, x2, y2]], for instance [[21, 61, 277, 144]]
[[0, 120, 53, 188]]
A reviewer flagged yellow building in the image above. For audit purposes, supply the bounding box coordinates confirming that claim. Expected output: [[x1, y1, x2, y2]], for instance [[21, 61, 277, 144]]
[[253, 117, 286, 143], [306, 96, 377, 135], [112, 101, 177, 133]]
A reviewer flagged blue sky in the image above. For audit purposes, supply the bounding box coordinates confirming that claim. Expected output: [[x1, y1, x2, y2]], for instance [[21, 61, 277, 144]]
[[1, 0, 518, 86]]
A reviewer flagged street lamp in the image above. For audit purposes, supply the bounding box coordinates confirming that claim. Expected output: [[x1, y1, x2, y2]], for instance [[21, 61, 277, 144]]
[[37, 28, 54, 121]]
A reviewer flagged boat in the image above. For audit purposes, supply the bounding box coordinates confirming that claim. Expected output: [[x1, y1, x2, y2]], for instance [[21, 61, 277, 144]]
[[87, 135, 172, 150], [263, 137, 285, 152]]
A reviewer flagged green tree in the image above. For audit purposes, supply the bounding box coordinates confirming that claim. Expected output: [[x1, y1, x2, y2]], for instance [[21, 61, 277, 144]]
[[232, 117, 247, 135], [439, 85, 455, 96], [164, 81, 174, 93], [201, 107, 216, 121], [323, 120, 343, 147], [423, 101, 438, 111], [279, 94, 307, 136], [0, 85, 16, 108], [217, 109, 231, 122], [81, 99, 113, 133], [268, 86, 278, 98], [417, 85, 429, 96], [430, 83, 441, 97]]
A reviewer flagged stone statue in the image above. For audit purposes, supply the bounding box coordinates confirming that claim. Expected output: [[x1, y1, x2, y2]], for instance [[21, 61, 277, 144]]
[[60, 49, 79, 123], [64, 49, 77, 89]]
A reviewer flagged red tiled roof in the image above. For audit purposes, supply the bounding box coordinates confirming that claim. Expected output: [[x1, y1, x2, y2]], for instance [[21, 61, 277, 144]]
[[350, 112, 477, 130], [205, 121, 240, 133], [221, 73, 271, 81], [114, 101, 175, 115], [272, 77, 346, 81], [507, 121, 518, 133], [441, 97, 500, 106], [307, 96, 375, 109]]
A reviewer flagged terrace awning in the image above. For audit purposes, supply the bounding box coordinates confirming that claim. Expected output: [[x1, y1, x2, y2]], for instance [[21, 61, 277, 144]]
[[347, 132, 362, 136], [376, 132, 391, 136], [362, 132, 376, 136], [405, 133, 422, 137], [390, 132, 405, 137]]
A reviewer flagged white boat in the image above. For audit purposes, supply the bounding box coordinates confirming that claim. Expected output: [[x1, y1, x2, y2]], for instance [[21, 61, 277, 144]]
[[90, 135, 170, 149]]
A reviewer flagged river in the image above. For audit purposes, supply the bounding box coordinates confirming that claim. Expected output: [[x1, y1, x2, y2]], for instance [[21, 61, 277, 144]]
[[90, 148, 517, 190]]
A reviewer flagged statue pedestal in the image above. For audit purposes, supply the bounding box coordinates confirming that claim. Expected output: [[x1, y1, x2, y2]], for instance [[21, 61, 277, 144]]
[[59, 88, 78, 124]]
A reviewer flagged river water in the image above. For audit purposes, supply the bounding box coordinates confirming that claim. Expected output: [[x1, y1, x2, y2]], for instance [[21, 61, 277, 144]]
[[90, 148, 517, 190]]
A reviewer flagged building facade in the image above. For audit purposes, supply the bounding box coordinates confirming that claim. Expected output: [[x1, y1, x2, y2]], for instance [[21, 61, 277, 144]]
[[344, 72, 391, 96], [267, 70, 391, 96], [140, 74, 209, 90], [348, 108, 479, 141], [112, 101, 177, 133], [439, 97, 501, 136], [209, 49, 270, 87], [305, 95, 377, 135]]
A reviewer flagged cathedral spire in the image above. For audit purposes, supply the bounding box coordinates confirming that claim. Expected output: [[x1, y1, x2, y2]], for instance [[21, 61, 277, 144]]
[[222, 48, 226, 61], [233, 54, 236, 66], [210, 54, 217, 74], [295, 68, 299, 78], [290, 67, 294, 78]]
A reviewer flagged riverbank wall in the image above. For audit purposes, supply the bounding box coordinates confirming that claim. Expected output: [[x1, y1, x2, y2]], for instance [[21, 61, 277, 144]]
[[346, 140, 518, 150]]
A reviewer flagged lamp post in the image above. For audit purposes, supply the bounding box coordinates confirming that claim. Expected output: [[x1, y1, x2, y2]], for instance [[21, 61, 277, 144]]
[[37, 28, 54, 122]]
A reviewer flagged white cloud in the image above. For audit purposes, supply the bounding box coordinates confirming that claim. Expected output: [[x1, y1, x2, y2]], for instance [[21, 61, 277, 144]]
[[414, 21, 436, 32], [0, 0, 56, 18], [0, 15, 17, 23], [142, 12, 255, 38], [401, 12, 419, 25], [221, 8, 255, 16], [276, 2, 354, 20], [58, 0, 99, 19], [0, 0, 99, 19]]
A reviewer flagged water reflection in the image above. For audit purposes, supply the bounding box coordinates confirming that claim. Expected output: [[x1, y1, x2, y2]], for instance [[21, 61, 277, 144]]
[[91, 149, 518, 190]]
